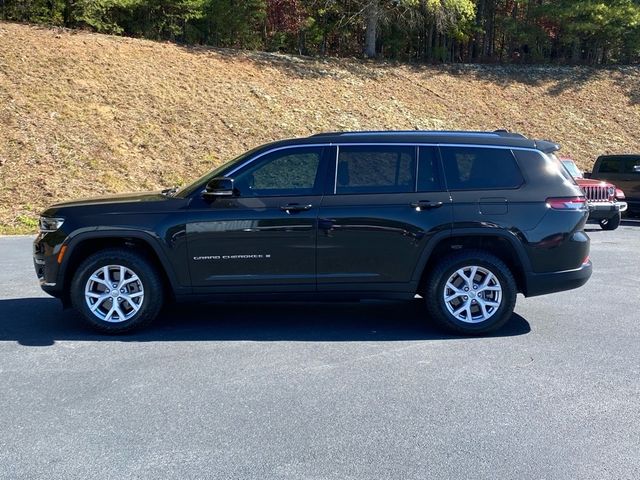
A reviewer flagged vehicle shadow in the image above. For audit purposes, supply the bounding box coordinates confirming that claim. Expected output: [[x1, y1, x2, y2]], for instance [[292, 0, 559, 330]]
[[585, 218, 640, 232], [0, 298, 530, 346]]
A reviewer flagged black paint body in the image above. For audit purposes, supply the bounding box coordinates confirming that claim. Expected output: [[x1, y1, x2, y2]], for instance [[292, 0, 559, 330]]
[[34, 132, 592, 305]]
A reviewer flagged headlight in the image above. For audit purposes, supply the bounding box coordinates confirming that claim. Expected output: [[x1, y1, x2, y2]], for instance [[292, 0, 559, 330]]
[[607, 186, 615, 196], [39, 217, 65, 232]]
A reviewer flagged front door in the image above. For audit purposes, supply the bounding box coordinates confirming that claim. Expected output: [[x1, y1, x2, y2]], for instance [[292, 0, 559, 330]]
[[186, 146, 328, 291]]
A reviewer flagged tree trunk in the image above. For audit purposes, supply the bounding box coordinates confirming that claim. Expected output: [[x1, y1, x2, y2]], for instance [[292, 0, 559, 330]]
[[63, 0, 73, 27], [364, 1, 379, 58], [473, 0, 487, 61]]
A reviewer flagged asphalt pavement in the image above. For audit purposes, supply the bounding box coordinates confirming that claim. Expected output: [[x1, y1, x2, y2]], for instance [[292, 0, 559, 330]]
[[1, 220, 639, 479]]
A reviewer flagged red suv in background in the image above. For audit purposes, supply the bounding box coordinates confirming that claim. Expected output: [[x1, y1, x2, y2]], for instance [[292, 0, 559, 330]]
[[561, 158, 627, 230]]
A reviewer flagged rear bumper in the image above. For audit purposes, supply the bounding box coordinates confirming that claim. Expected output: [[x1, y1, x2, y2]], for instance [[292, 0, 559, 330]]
[[524, 260, 592, 297]]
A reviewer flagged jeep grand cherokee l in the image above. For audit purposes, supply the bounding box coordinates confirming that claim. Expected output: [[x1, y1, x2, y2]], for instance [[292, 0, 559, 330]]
[[34, 130, 592, 335]]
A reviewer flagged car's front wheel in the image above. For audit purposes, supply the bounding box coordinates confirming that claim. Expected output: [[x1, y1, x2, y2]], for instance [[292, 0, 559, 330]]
[[599, 212, 621, 230], [70, 249, 164, 333], [425, 250, 517, 335]]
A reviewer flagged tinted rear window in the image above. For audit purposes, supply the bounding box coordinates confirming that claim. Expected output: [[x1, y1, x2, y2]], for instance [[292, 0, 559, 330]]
[[336, 146, 416, 194], [441, 147, 524, 190]]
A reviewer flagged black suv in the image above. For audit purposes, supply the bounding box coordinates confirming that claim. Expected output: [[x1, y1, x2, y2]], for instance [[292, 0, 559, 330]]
[[34, 131, 592, 335]]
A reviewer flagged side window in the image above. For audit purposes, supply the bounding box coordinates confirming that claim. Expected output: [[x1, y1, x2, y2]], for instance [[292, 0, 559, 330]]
[[417, 146, 443, 191], [623, 158, 640, 174], [598, 158, 622, 173], [441, 147, 524, 190], [336, 146, 416, 194], [234, 147, 323, 196]]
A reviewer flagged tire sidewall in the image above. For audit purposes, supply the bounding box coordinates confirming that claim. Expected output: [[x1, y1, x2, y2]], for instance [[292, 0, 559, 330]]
[[71, 250, 161, 333], [600, 212, 621, 230], [429, 254, 516, 334]]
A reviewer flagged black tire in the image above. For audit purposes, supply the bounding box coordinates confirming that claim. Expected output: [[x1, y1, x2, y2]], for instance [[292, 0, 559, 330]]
[[599, 212, 621, 230], [70, 248, 164, 334], [424, 250, 517, 335]]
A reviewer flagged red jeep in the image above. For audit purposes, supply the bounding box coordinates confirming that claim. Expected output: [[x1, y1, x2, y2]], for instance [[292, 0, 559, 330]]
[[561, 158, 627, 230]]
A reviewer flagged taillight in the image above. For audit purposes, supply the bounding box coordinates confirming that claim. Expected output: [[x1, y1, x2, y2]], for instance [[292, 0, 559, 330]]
[[546, 196, 587, 210]]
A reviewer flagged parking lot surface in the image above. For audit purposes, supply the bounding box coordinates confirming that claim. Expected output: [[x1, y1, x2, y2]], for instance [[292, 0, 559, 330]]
[[1, 221, 639, 479]]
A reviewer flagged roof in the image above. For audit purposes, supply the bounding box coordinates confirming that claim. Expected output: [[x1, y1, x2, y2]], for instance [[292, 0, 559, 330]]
[[269, 130, 561, 153]]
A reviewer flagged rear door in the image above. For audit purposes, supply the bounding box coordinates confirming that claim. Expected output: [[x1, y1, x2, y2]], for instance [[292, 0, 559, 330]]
[[316, 144, 452, 292]]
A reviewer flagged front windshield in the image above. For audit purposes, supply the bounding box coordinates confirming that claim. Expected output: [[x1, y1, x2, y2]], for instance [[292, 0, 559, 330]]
[[561, 159, 583, 179], [174, 149, 256, 198]]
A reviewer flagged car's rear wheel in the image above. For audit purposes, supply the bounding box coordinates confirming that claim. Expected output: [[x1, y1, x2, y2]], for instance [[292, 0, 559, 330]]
[[70, 249, 164, 333], [599, 212, 621, 230], [425, 250, 517, 335]]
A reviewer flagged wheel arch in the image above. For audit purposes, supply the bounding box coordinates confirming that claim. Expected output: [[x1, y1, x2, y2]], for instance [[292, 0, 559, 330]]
[[414, 229, 531, 295], [58, 231, 180, 306]]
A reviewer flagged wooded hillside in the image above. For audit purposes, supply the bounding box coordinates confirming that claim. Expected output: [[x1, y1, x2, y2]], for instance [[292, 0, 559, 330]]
[[0, 22, 639, 233], [2, 1, 640, 65]]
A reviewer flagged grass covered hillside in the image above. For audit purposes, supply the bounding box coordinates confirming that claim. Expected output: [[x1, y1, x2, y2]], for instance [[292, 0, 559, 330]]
[[1, 22, 639, 234]]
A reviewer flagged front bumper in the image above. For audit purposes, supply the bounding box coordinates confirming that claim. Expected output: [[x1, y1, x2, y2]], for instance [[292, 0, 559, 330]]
[[587, 201, 627, 220], [524, 260, 592, 297], [33, 233, 65, 297]]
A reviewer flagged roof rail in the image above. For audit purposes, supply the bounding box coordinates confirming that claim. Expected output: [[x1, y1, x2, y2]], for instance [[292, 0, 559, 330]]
[[493, 129, 527, 138], [309, 130, 528, 138]]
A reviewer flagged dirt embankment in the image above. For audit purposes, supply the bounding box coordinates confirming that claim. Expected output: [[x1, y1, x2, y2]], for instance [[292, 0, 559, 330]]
[[1, 22, 638, 233]]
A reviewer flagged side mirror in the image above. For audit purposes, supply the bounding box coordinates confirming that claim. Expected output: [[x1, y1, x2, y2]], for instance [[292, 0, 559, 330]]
[[203, 177, 235, 199]]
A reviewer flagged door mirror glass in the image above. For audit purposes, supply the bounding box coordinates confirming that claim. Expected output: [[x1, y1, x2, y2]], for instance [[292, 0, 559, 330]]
[[203, 177, 235, 198]]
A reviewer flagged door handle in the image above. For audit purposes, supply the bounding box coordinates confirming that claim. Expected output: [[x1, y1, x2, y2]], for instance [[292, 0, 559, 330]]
[[410, 200, 444, 210], [280, 203, 313, 213]]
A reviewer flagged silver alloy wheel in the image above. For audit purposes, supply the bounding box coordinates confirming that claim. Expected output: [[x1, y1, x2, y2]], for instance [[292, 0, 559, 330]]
[[84, 265, 144, 323], [443, 265, 502, 324]]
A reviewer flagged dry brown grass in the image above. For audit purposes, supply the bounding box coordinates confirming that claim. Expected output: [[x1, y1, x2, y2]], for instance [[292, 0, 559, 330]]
[[1, 22, 639, 234]]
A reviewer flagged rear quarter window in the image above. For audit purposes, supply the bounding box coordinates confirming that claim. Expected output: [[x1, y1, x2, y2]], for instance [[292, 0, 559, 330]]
[[441, 147, 524, 190]]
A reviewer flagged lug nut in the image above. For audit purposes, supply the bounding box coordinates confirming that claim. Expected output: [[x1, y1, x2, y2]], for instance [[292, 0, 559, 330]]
[[463, 296, 468, 301], [112, 284, 117, 288], [464, 287, 469, 291], [120, 288, 125, 293], [473, 285, 478, 290]]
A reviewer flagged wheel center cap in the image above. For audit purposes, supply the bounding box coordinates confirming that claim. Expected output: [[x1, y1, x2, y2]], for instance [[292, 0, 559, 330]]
[[111, 290, 119, 298], [469, 291, 477, 298]]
